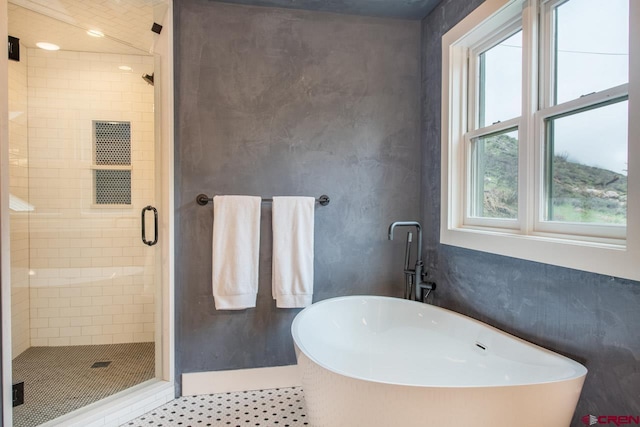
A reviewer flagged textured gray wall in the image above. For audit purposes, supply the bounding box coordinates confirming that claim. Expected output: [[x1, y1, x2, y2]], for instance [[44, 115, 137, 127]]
[[175, 0, 421, 393], [421, 1, 640, 424]]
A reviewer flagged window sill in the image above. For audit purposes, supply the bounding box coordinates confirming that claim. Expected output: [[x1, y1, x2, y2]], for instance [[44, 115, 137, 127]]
[[440, 225, 638, 281]]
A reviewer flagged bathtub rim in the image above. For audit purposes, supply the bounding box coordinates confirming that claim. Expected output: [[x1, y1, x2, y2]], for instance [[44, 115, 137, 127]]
[[291, 295, 588, 389]]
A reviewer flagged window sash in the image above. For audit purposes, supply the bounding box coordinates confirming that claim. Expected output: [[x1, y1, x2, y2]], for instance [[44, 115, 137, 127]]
[[539, 0, 568, 110], [464, 119, 521, 228], [533, 84, 629, 241], [467, 20, 522, 132], [540, 0, 629, 109]]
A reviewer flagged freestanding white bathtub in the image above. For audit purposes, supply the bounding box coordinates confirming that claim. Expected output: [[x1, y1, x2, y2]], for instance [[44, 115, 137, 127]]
[[291, 296, 587, 427]]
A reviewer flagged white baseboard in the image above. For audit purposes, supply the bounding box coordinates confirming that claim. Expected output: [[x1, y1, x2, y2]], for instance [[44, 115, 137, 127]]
[[182, 365, 302, 396]]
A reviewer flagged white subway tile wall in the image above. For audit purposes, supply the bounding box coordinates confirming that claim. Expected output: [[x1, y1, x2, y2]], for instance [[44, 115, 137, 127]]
[[25, 48, 156, 347], [9, 41, 31, 358]]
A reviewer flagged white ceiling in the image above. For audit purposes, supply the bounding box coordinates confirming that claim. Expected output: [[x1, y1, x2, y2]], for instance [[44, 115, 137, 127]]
[[8, 0, 167, 55], [8, 0, 437, 57]]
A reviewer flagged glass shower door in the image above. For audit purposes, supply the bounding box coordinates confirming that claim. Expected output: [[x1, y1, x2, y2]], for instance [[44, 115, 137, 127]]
[[7, 18, 159, 422]]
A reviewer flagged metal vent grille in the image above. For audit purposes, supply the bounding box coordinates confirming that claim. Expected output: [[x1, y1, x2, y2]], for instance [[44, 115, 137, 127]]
[[94, 121, 131, 165], [95, 170, 131, 205]]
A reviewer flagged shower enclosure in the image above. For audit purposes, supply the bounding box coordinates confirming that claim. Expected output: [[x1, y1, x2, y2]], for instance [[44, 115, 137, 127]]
[[2, 0, 174, 425]]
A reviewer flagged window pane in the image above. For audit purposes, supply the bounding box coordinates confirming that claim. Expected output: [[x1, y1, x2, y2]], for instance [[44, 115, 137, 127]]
[[478, 30, 522, 127], [545, 100, 627, 225], [470, 129, 518, 219], [554, 0, 629, 105]]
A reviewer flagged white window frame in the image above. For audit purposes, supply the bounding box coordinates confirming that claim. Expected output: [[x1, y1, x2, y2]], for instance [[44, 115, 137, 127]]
[[441, 0, 640, 281], [463, 6, 523, 230]]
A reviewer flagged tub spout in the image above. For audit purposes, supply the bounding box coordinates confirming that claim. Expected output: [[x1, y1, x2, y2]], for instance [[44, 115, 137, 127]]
[[388, 221, 434, 302]]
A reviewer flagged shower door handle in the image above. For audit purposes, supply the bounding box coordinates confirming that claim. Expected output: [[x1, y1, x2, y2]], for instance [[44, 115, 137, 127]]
[[141, 206, 158, 246]]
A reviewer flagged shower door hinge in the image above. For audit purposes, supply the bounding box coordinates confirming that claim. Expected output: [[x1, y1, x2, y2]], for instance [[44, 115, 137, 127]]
[[8, 36, 20, 62], [13, 381, 24, 407]]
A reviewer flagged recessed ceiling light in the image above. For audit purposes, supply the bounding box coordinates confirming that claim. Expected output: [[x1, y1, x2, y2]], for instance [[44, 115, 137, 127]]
[[36, 42, 60, 51], [87, 29, 105, 38], [119, 65, 132, 71]]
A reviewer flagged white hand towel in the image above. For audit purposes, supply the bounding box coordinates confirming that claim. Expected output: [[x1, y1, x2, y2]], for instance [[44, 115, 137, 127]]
[[272, 196, 315, 308], [212, 195, 261, 310]]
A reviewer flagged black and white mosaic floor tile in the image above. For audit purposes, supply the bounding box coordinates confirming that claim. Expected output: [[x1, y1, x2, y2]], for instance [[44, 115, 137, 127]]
[[13, 343, 155, 427], [123, 387, 309, 427]]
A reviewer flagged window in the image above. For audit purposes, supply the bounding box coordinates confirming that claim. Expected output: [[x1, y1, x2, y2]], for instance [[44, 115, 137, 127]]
[[476, 30, 522, 128], [469, 128, 519, 220], [542, 100, 627, 230], [466, 25, 522, 225], [441, 0, 639, 280]]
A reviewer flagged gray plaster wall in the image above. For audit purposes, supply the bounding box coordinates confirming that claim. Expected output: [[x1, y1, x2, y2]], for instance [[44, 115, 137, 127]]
[[420, 1, 640, 424], [174, 0, 421, 394]]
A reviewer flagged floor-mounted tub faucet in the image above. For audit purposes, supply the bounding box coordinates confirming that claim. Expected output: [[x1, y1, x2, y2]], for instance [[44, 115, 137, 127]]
[[388, 221, 436, 303]]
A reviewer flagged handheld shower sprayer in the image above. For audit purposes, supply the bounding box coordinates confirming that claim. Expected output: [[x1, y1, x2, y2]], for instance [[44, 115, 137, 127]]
[[403, 232, 413, 300]]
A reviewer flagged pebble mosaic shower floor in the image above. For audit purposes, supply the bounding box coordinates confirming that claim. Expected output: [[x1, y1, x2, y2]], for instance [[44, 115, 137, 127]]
[[122, 387, 309, 427], [13, 342, 155, 427]]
